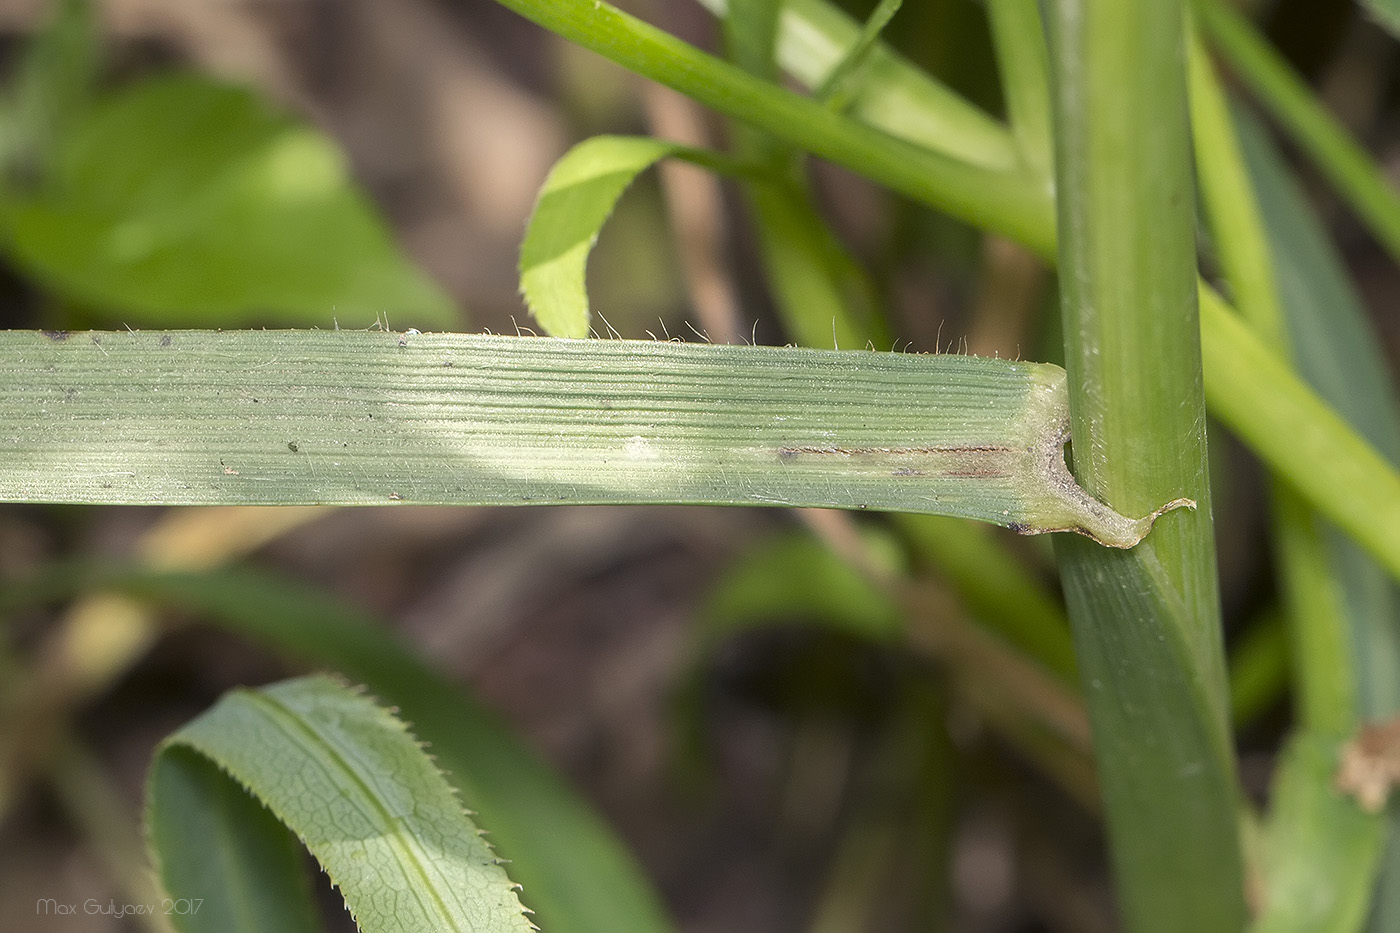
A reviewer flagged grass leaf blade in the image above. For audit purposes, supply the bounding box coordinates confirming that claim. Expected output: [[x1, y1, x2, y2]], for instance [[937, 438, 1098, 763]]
[[0, 329, 1170, 545]]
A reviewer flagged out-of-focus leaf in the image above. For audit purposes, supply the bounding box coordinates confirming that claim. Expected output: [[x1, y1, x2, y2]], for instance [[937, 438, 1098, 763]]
[[0, 0, 97, 183], [1234, 101, 1400, 933], [1360, 0, 1400, 40], [0, 75, 456, 328], [1227, 608, 1289, 728], [146, 748, 319, 933], [147, 675, 532, 933], [1252, 734, 1385, 933], [698, 528, 904, 646]]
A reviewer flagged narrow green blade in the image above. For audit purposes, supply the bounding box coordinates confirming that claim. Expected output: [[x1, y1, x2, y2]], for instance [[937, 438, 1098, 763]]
[[1232, 102, 1400, 933], [1359, 1, 1400, 43]]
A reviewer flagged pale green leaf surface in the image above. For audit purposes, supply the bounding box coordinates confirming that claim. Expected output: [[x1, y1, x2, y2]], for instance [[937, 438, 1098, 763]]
[[147, 748, 319, 933], [0, 329, 1180, 547], [0, 75, 456, 329], [152, 675, 533, 933], [520, 135, 692, 338]]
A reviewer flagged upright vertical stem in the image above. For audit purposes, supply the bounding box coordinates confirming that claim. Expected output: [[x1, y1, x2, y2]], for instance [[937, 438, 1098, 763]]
[[1047, 1, 1247, 930]]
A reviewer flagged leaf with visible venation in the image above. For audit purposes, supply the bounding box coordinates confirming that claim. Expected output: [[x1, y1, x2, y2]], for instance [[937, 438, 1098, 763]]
[[0, 329, 1188, 547], [68, 565, 672, 933], [147, 675, 533, 933], [0, 75, 457, 329]]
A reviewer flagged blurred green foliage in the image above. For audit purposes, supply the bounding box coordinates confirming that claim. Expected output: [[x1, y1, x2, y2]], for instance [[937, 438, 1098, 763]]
[[0, 0, 456, 329]]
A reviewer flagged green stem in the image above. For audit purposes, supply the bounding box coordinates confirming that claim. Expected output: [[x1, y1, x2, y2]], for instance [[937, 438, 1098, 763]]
[[1047, 0, 1246, 928], [696, 0, 1018, 169], [491, 0, 1055, 253]]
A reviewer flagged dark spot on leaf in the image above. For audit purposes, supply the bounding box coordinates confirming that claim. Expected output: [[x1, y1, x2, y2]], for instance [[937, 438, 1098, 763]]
[[288, 442, 299, 453], [41, 330, 70, 341]]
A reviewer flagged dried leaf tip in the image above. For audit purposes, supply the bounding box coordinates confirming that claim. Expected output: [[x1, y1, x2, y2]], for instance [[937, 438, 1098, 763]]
[[1336, 716, 1400, 813]]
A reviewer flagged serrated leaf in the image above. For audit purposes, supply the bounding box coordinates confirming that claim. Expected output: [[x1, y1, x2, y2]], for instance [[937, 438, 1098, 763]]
[[0, 74, 457, 329], [79, 566, 671, 933], [147, 675, 533, 933], [520, 135, 702, 337]]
